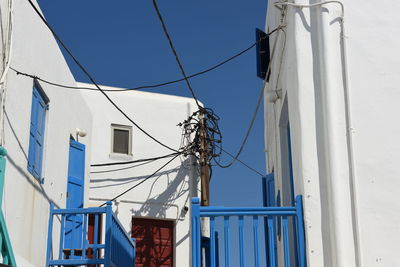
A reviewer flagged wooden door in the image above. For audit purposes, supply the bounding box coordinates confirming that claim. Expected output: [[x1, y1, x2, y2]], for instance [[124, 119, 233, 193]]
[[132, 218, 174, 267], [65, 139, 85, 252]]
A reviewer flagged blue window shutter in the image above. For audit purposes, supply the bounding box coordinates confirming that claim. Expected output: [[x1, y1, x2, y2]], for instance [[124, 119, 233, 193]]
[[255, 28, 271, 80], [266, 172, 276, 207], [28, 86, 47, 180], [28, 90, 38, 173]]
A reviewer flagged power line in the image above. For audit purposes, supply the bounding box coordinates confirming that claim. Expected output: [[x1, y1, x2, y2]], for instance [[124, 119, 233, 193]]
[[99, 154, 180, 207], [221, 148, 264, 177], [9, 37, 258, 92], [214, 26, 283, 169], [25, 0, 178, 152], [215, 83, 264, 169], [152, 0, 201, 109], [90, 160, 154, 174], [91, 151, 180, 167]]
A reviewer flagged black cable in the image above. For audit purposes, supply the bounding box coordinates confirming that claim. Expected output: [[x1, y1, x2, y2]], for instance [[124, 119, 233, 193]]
[[10, 36, 255, 92], [152, 0, 201, 109], [26, 0, 178, 152], [99, 154, 180, 206], [214, 26, 281, 168], [221, 148, 264, 177], [91, 160, 157, 174], [215, 82, 264, 168], [91, 152, 180, 167], [10, 26, 281, 94]]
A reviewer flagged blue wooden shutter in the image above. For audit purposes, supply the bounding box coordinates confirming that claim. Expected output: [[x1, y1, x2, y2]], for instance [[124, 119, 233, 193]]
[[28, 86, 46, 180], [255, 28, 271, 80]]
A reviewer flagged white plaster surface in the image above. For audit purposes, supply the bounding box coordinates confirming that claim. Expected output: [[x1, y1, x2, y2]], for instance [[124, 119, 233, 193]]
[[0, 1, 93, 266], [265, 1, 400, 266], [80, 83, 200, 267]]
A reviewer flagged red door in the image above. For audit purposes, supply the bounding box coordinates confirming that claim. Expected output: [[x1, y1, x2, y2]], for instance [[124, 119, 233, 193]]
[[132, 218, 174, 267]]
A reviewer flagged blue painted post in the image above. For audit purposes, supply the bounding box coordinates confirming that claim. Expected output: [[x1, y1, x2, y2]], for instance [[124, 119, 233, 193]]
[[215, 231, 219, 267], [82, 214, 87, 260], [94, 214, 99, 259], [224, 216, 230, 267], [46, 203, 54, 267], [191, 198, 201, 267], [261, 176, 269, 267], [210, 217, 216, 267], [282, 217, 291, 267], [104, 202, 113, 267], [296, 196, 307, 267], [58, 215, 65, 260], [253, 216, 260, 267], [238, 216, 244, 267], [267, 216, 277, 267], [71, 215, 76, 257]]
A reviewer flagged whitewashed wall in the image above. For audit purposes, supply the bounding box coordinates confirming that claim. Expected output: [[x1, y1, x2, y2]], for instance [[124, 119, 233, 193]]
[[0, 0, 93, 266], [264, 0, 400, 266], [80, 84, 200, 267]]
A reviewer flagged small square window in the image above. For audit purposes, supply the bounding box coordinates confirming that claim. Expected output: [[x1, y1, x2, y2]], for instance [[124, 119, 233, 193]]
[[111, 124, 132, 155]]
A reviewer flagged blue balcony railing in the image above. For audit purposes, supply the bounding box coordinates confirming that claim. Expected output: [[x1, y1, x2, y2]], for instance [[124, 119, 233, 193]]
[[191, 195, 306, 267], [46, 202, 135, 267]]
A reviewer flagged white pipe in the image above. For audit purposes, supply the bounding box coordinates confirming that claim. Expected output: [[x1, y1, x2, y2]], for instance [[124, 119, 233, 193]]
[[274, 2, 361, 267], [0, 0, 14, 146]]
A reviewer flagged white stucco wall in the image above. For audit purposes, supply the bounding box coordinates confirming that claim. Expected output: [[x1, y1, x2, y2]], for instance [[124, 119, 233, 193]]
[[0, 0, 93, 266], [80, 84, 200, 267], [265, 1, 400, 266]]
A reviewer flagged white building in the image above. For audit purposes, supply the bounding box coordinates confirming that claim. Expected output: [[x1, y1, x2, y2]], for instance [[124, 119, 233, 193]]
[[0, 0, 93, 266], [263, 1, 400, 266], [0, 0, 200, 266], [80, 83, 200, 267]]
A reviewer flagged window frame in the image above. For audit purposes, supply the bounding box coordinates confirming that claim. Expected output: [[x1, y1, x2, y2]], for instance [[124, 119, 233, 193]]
[[110, 124, 132, 156], [27, 81, 49, 182]]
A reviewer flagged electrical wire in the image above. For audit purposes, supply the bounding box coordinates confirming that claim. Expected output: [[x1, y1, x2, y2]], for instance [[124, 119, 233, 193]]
[[9, 35, 266, 93], [221, 148, 264, 177], [99, 153, 180, 206], [90, 160, 155, 174], [152, 0, 201, 109], [91, 151, 180, 167], [214, 26, 282, 168], [25, 0, 178, 153]]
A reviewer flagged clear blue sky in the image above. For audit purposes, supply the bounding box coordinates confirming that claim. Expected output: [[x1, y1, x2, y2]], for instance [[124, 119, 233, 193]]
[[37, 0, 268, 207]]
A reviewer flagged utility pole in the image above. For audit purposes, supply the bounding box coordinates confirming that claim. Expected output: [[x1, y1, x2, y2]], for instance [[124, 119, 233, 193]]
[[199, 111, 210, 206]]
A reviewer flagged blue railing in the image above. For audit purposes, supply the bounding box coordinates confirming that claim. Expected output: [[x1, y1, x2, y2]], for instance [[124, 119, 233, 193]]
[[46, 202, 136, 267], [191, 195, 306, 267]]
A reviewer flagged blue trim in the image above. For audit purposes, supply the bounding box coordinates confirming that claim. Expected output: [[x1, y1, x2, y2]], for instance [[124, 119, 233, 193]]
[[287, 122, 300, 266], [191, 197, 201, 267], [263, 173, 277, 267], [46, 202, 136, 267], [191, 195, 307, 267], [65, 140, 86, 252], [287, 122, 295, 206], [255, 28, 271, 80], [27, 85, 48, 182]]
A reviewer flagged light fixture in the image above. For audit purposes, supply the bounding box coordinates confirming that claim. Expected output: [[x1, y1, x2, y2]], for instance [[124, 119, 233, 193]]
[[75, 128, 87, 141]]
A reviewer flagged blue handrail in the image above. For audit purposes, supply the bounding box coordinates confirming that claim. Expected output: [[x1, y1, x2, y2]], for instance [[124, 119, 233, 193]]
[[191, 195, 306, 267], [46, 202, 136, 267]]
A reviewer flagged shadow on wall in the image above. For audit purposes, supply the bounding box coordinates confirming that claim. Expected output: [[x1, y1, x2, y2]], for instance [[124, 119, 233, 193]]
[[136, 157, 192, 218], [90, 157, 194, 220], [4, 110, 60, 209]]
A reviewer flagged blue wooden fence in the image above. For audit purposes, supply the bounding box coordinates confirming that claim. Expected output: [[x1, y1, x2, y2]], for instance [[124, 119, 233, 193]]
[[46, 202, 135, 267], [192, 195, 306, 267]]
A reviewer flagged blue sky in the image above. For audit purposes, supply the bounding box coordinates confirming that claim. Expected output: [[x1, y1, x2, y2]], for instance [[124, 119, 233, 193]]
[[37, 0, 268, 207]]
